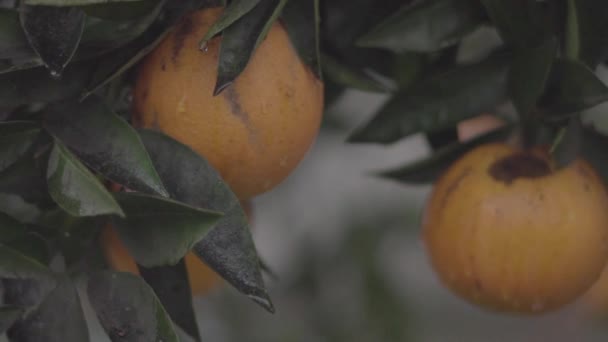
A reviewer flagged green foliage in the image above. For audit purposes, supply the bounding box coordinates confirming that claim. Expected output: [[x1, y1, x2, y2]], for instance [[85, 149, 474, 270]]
[[2, 0, 608, 340]]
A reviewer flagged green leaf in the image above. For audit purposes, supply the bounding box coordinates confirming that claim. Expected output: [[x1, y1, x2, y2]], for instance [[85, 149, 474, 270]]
[[282, 0, 321, 77], [0, 121, 40, 174], [9, 233, 51, 265], [138, 260, 201, 341], [569, 0, 608, 67], [0, 306, 23, 335], [508, 38, 557, 117], [0, 155, 54, 213], [581, 126, 608, 184], [7, 278, 89, 342], [139, 129, 273, 312], [379, 125, 513, 184], [80, 0, 164, 50], [112, 192, 222, 267], [46, 139, 125, 217], [19, 4, 85, 76], [0, 212, 26, 243], [480, 0, 556, 48], [321, 53, 389, 93], [0, 194, 43, 224], [81, 19, 169, 99], [540, 59, 608, 116], [349, 52, 510, 144], [24, 0, 147, 5], [356, 0, 484, 53], [0, 63, 92, 107], [214, 0, 287, 94], [0, 9, 41, 72], [87, 271, 179, 342], [44, 96, 167, 197], [0, 245, 51, 279], [81, 0, 161, 20], [550, 116, 582, 168], [201, 0, 261, 43]]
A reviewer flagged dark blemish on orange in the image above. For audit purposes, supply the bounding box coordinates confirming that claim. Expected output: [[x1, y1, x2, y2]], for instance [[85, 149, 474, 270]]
[[474, 278, 484, 292], [222, 86, 260, 147], [489, 153, 551, 185], [161, 60, 166, 71], [440, 167, 472, 211], [584, 182, 590, 192], [141, 89, 149, 101], [172, 16, 194, 64]]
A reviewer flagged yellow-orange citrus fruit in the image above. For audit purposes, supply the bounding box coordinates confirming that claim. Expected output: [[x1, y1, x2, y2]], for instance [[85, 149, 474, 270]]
[[132, 7, 324, 200], [423, 143, 608, 314], [101, 200, 253, 296], [457, 114, 505, 142]]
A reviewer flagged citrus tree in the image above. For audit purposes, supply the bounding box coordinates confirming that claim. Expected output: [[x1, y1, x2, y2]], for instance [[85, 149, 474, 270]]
[[2, 0, 608, 340]]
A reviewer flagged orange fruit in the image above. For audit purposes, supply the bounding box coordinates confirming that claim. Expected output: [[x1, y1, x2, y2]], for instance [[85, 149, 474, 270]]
[[101, 200, 253, 296], [423, 143, 608, 314], [132, 7, 324, 200], [457, 114, 505, 142]]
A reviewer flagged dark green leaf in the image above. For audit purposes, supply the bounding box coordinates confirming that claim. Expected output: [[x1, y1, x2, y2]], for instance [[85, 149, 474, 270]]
[[9, 233, 51, 265], [0, 155, 53, 216], [0, 245, 51, 279], [0, 63, 91, 107], [88, 271, 179, 342], [581, 126, 608, 184], [349, 52, 510, 144], [550, 115, 582, 168], [0, 9, 41, 73], [20, 4, 85, 76], [80, 0, 164, 50], [139, 129, 273, 312], [508, 38, 557, 117], [46, 139, 125, 217], [81, 0, 161, 20], [201, 0, 261, 43], [282, 0, 321, 77], [480, 0, 556, 48], [0, 212, 26, 243], [0, 306, 23, 335], [24, 0, 147, 5], [356, 0, 484, 53], [214, 0, 287, 94], [380, 125, 513, 183], [138, 260, 201, 342], [7, 278, 89, 342], [81, 21, 169, 99], [0, 121, 40, 173], [540, 59, 608, 115], [570, 0, 608, 67], [321, 53, 389, 93], [44, 96, 167, 197], [112, 192, 222, 267], [0, 194, 42, 224]]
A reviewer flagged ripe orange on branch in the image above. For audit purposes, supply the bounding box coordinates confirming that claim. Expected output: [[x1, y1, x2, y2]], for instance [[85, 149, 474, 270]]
[[132, 7, 324, 200], [423, 143, 608, 314]]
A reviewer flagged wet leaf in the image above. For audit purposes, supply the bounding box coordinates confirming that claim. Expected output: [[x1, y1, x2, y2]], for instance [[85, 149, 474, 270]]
[[201, 0, 261, 43], [379, 125, 513, 184], [0, 155, 54, 216], [0, 121, 40, 174], [24, 0, 147, 5], [44, 96, 167, 197], [88, 271, 179, 342], [321, 53, 389, 93], [282, 0, 321, 77], [480, 0, 556, 48], [112, 192, 222, 267], [349, 52, 510, 144], [46, 139, 125, 217], [581, 126, 608, 184], [0, 306, 23, 335], [508, 38, 557, 117], [0, 245, 51, 279], [139, 130, 273, 312], [540, 59, 608, 115], [0, 212, 26, 242], [80, 0, 161, 20], [568, 0, 608, 67], [20, 4, 85, 76], [138, 260, 201, 341], [356, 0, 484, 53], [550, 115, 582, 168], [214, 0, 287, 94], [0, 9, 41, 72], [0, 63, 92, 107], [7, 278, 89, 342]]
